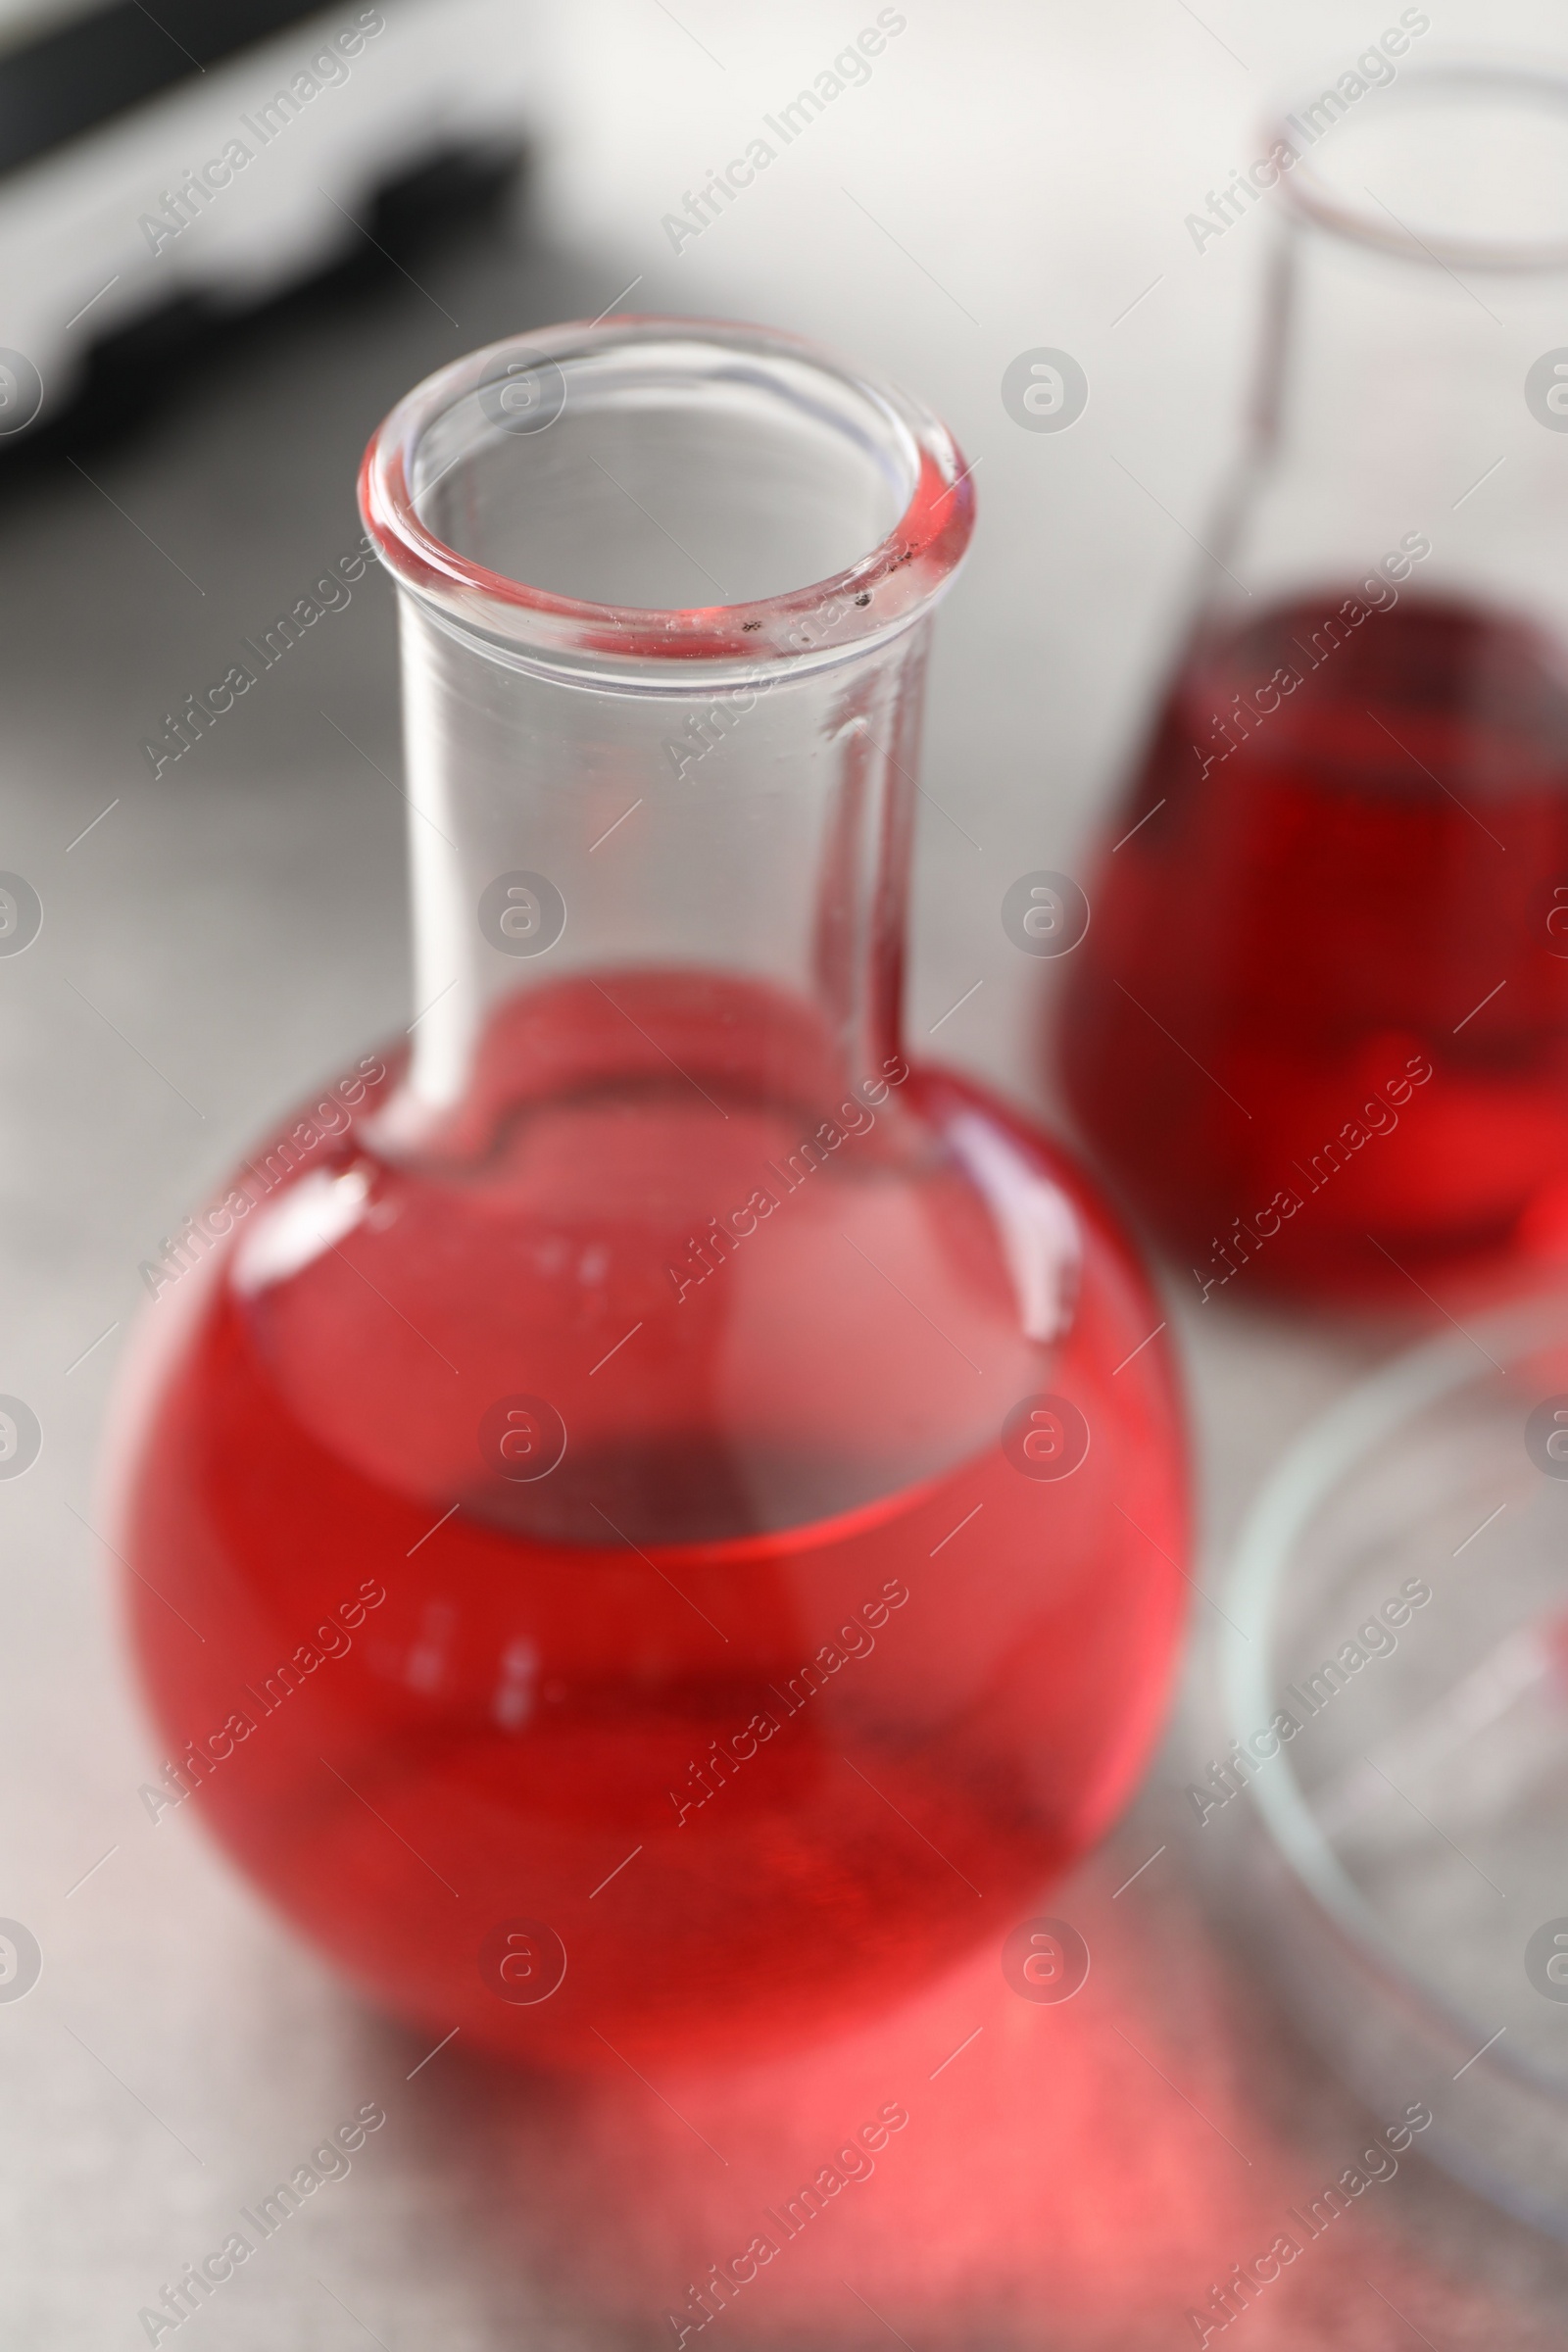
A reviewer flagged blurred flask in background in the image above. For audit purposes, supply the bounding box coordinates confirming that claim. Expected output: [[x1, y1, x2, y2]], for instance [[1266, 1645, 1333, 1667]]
[[1061, 62, 1568, 1308]]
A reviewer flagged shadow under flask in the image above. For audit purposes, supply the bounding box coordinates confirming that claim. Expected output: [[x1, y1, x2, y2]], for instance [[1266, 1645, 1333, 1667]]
[[112, 319, 1186, 2067], [1062, 64, 1568, 1306]]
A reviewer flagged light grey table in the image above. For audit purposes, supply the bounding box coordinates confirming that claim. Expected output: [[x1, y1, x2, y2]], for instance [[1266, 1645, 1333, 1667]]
[[5, 3, 1568, 2340]]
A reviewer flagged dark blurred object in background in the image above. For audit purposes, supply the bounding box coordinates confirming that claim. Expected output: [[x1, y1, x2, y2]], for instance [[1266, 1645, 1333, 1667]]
[[0, 0, 533, 461]]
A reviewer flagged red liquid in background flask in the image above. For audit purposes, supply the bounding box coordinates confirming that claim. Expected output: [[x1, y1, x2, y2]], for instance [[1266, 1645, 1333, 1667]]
[[1061, 596, 1568, 1304], [116, 973, 1185, 2068]]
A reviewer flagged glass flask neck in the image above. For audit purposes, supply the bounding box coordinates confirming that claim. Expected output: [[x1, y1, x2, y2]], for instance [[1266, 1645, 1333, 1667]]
[[358, 320, 974, 1152], [389, 597, 932, 1135], [1212, 66, 1568, 637]]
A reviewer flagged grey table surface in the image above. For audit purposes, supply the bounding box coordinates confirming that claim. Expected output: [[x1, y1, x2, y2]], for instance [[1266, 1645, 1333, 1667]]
[[6, 2, 1568, 2342]]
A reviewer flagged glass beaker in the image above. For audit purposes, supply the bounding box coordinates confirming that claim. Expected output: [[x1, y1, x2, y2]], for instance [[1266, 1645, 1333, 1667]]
[[1061, 65, 1568, 1307], [109, 319, 1186, 2068]]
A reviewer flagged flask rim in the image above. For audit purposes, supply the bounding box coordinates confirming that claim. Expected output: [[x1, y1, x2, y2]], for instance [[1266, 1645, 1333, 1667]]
[[1272, 58, 1568, 275], [358, 315, 975, 680]]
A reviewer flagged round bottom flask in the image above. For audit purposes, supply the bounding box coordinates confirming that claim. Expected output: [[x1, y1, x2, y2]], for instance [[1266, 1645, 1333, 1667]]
[[111, 321, 1187, 2066]]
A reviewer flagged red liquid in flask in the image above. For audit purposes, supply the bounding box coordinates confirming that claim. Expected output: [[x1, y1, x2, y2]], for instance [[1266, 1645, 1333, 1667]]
[[1061, 596, 1568, 1303], [116, 974, 1185, 2068]]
